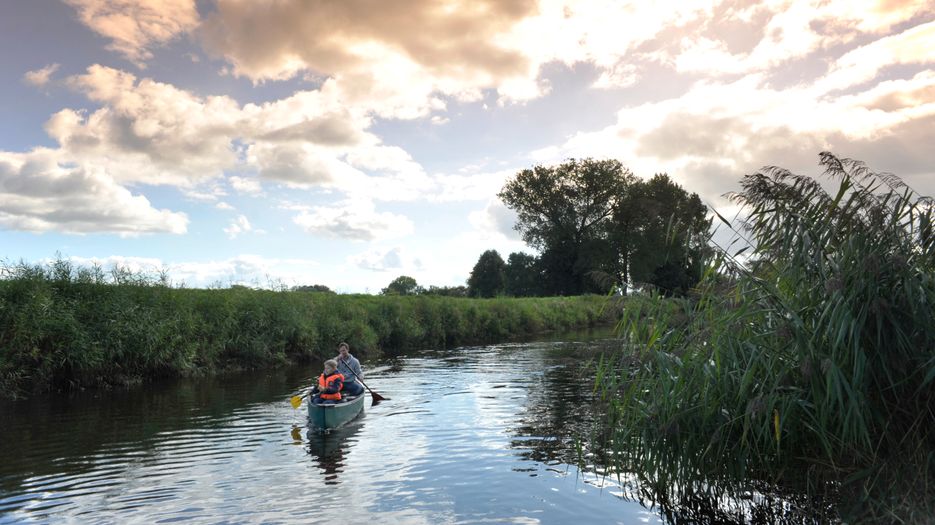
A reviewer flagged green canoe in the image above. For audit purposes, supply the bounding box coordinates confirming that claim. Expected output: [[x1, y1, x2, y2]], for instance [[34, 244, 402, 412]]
[[308, 393, 365, 431]]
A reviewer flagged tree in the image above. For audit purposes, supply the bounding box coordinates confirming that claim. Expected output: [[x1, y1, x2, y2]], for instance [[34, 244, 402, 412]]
[[292, 284, 333, 293], [467, 250, 506, 297], [612, 174, 711, 294], [423, 285, 469, 297], [499, 158, 634, 295], [500, 159, 710, 297], [381, 275, 422, 295], [504, 252, 541, 297]]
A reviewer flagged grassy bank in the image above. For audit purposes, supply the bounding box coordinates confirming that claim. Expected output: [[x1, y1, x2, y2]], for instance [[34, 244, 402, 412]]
[[0, 260, 616, 399], [593, 154, 935, 522]]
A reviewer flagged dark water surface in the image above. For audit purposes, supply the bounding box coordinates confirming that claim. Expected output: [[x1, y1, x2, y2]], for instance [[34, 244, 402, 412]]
[[1, 334, 668, 524]]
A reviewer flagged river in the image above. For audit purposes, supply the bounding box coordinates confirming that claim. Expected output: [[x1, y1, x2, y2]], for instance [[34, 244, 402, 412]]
[[0, 333, 814, 524]]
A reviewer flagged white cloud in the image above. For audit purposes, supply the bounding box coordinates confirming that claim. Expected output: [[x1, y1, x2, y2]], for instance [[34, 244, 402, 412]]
[[228, 176, 262, 195], [816, 20, 935, 93], [223, 214, 253, 239], [0, 148, 188, 235], [215, 201, 234, 211], [64, 0, 199, 64], [468, 199, 521, 241], [348, 246, 423, 272], [23, 63, 60, 87], [292, 199, 414, 241], [62, 254, 321, 288], [525, 10, 935, 205]]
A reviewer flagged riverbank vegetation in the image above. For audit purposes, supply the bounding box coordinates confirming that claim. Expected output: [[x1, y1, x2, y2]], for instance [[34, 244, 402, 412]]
[[594, 153, 935, 522], [0, 262, 615, 399]]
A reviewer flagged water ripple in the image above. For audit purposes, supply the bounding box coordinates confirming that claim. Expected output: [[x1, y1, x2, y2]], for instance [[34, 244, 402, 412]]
[[0, 336, 666, 524]]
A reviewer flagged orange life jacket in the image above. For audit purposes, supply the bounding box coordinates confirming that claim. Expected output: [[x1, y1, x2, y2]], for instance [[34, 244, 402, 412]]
[[318, 372, 345, 400]]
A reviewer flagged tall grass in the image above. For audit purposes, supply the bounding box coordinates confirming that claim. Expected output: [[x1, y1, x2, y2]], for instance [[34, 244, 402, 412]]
[[0, 260, 616, 398], [595, 153, 935, 522]]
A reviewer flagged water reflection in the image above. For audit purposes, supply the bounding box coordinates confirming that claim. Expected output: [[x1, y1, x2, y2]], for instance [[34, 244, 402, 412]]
[[305, 420, 363, 485], [0, 329, 831, 523], [499, 339, 835, 523]]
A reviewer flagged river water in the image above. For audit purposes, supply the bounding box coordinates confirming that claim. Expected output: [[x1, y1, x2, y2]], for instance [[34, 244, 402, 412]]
[[0, 334, 815, 524], [0, 334, 663, 524]]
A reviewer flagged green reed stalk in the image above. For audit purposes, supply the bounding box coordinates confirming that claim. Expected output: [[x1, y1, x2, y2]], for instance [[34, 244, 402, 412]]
[[595, 153, 935, 521]]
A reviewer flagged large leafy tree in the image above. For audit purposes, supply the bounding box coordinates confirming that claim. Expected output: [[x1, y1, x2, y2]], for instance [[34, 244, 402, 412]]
[[612, 174, 711, 294], [498, 158, 634, 295], [381, 275, 422, 295], [500, 159, 710, 296], [467, 250, 506, 297], [504, 252, 540, 297]]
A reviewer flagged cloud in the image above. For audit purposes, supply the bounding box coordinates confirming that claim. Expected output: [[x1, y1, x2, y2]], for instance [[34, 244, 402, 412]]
[[348, 246, 423, 272], [200, 0, 537, 88], [534, 18, 935, 204], [468, 199, 521, 241], [53, 65, 241, 186], [292, 199, 414, 241], [64, 0, 199, 64], [62, 254, 321, 288], [223, 214, 253, 239], [0, 148, 188, 235], [23, 64, 60, 87], [228, 176, 262, 195]]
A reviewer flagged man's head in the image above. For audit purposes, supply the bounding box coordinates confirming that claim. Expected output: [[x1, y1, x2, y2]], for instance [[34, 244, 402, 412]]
[[337, 342, 350, 358]]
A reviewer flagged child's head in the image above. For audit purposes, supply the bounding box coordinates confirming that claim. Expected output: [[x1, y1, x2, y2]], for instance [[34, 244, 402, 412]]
[[323, 359, 338, 374]]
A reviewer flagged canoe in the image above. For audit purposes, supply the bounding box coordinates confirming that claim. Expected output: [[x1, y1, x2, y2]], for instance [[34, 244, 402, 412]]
[[308, 393, 365, 431]]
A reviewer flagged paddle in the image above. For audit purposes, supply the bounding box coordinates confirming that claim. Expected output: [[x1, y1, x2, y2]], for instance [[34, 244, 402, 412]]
[[288, 354, 388, 407], [290, 394, 303, 409], [342, 365, 388, 403]]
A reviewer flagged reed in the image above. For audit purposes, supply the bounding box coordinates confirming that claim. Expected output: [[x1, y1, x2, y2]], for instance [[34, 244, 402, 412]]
[[0, 261, 615, 398], [594, 153, 935, 521]]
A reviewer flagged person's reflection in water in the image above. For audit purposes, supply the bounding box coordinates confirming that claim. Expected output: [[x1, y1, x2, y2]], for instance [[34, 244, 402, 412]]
[[305, 421, 362, 485]]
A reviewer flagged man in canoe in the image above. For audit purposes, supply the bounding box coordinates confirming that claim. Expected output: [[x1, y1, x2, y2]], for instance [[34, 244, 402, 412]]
[[310, 359, 344, 404], [335, 342, 365, 397]]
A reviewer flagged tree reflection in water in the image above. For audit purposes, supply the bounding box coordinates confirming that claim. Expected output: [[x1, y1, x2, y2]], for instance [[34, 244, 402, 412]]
[[506, 341, 837, 524]]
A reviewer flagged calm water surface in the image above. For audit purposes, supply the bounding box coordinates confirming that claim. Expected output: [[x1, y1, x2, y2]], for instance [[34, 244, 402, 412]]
[[1, 335, 666, 524]]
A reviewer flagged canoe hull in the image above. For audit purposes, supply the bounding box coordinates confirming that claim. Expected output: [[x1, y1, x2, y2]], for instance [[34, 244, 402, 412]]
[[308, 394, 365, 431]]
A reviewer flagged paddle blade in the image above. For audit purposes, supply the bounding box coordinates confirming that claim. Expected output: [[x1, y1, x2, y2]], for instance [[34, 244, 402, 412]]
[[370, 391, 388, 402], [290, 395, 303, 409]]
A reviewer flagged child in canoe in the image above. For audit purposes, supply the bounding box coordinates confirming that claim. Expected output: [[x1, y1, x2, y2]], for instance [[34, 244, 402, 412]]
[[310, 359, 344, 404]]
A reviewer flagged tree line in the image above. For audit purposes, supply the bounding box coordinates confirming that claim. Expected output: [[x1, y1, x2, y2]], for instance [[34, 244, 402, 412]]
[[366, 158, 710, 298], [470, 158, 711, 297]]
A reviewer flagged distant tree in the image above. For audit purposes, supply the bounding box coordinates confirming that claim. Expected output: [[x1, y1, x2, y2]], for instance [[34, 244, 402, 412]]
[[292, 284, 334, 293], [467, 250, 506, 297], [424, 285, 469, 297], [504, 252, 541, 297], [381, 275, 423, 295]]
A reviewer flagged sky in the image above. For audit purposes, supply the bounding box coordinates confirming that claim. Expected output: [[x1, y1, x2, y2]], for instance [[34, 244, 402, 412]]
[[1, 0, 933, 292]]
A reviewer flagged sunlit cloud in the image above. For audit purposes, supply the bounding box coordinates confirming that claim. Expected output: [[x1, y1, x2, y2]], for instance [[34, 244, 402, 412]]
[[23, 63, 60, 87], [64, 0, 199, 65]]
